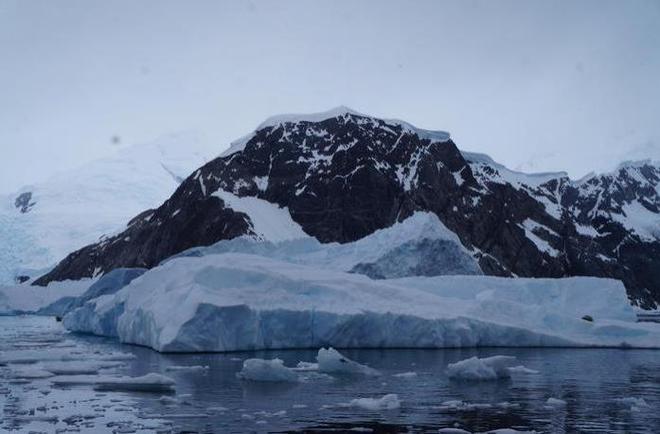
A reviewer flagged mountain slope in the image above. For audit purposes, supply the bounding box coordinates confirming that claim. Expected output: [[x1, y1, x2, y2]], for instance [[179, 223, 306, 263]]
[[0, 132, 217, 284], [34, 108, 660, 309]]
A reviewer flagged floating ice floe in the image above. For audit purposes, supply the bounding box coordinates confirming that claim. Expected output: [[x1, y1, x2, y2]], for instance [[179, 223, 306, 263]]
[[349, 393, 401, 411], [436, 400, 500, 411], [0, 348, 134, 365], [616, 396, 650, 411], [447, 356, 518, 381], [545, 397, 567, 407], [438, 429, 537, 434], [317, 347, 379, 376], [164, 365, 209, 373], [50, 373, 176, 393], [507, 365, 539, 375], [42, 360, 124, 375], [9, 367, 54, 379], [236, 358, 298, 382], [393, 371, 417, 378]]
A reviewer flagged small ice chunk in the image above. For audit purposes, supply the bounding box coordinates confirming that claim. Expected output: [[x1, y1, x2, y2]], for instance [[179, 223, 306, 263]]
[[10, 367, 55, 379], [616, 397, 650, 411], [42, 361, 122, 375], [546, 397, 567, 407], [292, 361, 319, 371], [393, 371, 417, 378], [349, 394, 401, 411], [507, 365, 539, 375], [486, 430, 537, 434], [447, 355, 517, 381], [438, 429, 472, 434], [436, 400, 492, 411], [236, 358, 298, 382], [96, 352, 137, 361], [159, 395, 179, 405], [165, 365, 209, 373], [317, 348, 379, 376]]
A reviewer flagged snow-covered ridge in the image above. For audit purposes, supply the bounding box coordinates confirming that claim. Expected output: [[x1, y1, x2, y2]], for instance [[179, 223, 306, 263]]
[[463, 150, 660, 188], [221, 106, 451, 157], [463, 150, 660, 242], [461, 151, 568, 187]]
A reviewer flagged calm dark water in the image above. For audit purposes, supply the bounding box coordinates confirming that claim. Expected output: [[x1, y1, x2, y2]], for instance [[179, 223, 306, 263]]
[[1, 316, 659, 433]]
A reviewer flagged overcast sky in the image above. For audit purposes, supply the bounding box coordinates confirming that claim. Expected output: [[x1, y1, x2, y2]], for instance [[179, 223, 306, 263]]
[[2, 0, 659, 194]]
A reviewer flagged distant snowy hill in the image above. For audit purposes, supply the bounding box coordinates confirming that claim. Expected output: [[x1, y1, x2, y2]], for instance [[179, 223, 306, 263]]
[[0, 132, 217, 284], [34, 108, 660, 308]]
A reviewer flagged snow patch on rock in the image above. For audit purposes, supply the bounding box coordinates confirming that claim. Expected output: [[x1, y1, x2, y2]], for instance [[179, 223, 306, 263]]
[[213, 190, 308, 242]]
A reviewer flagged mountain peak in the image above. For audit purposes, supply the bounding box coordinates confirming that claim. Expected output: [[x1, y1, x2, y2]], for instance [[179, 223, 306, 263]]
[[222, 106, 451, 157], [256, 106, 365, 130]]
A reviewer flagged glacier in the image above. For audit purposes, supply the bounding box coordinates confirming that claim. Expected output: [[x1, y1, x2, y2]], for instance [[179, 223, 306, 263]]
[[0, 132, 217, 285]]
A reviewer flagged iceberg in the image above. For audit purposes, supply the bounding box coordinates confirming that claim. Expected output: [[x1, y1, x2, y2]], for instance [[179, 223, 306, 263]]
[[62, 249, 660, 352]]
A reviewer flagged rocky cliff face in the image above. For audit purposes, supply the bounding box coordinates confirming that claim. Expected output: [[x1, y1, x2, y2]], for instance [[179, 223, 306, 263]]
[[34, 108, 660, 309]]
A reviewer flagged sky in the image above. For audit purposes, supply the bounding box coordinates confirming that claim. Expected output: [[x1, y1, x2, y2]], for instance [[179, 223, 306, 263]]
[[1, 0, 660, 194]]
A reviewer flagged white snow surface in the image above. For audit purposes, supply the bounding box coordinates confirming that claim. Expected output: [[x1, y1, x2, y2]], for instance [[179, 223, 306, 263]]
[[0, 132, 218, 284], [63, 247, 660, 352], [212, 189, 308, 242]]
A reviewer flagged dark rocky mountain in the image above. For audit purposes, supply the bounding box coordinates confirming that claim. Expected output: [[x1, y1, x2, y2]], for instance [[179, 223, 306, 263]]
[[34, 108, 660, 309]]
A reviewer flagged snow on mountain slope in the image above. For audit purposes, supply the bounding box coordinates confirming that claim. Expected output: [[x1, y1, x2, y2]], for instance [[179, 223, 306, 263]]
[[212, 190, 308, 242], [170, 212, 482, 277], [0, 132, 217, 284], [463, 151, 660, 242], [462, 151, 567, 189], [62, 252, 660, 352]]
